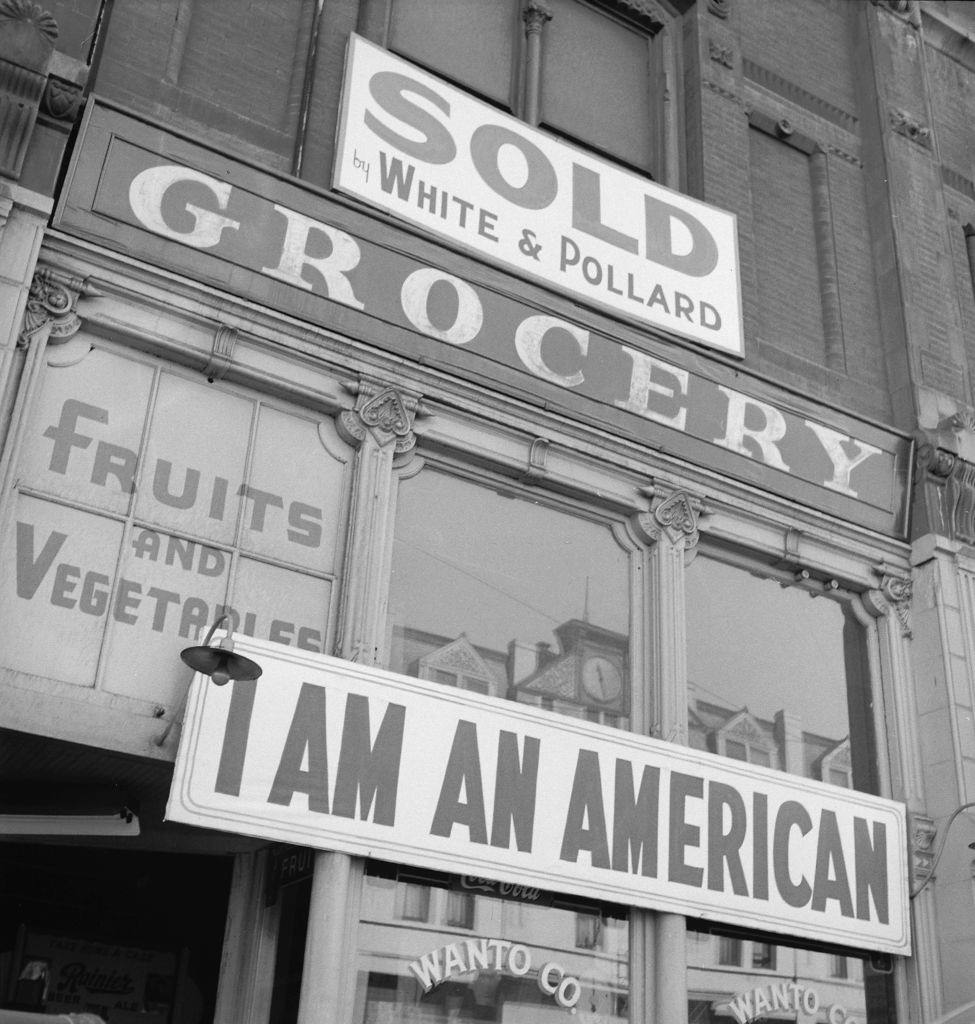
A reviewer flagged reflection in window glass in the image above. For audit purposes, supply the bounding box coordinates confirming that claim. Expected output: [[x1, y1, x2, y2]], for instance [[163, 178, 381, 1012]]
[[717, 937, 742, 967], [355, 872, 628, 1023], [687, 926, 895, 1024], [399, 884, 431, 922], [685, 555, 875, 791], [751, 943, 775, 971], [387, 470, 632, 727]]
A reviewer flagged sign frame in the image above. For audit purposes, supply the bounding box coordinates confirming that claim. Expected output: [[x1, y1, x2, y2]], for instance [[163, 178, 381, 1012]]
[[333, 34, 745, 357], [167, 636, 910, 956]]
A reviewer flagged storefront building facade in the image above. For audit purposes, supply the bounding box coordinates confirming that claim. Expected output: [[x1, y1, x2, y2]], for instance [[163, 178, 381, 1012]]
[[2, 1, 975, 1022]]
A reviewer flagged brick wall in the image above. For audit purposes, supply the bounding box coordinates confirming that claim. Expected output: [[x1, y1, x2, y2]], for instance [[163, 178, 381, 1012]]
[[95, 0, 314, 169], [738, 0, 859, 120]]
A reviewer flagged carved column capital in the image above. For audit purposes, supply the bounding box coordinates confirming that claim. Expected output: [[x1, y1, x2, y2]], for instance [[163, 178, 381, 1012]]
[[522, 0, 552, 36], [863, 569, 913, 636], [913, 434, 975, 546], [19, 266, 101, 347], [634, 484, 709, 559], [336, 379, 426, 454], [908, 811, 937, 891]]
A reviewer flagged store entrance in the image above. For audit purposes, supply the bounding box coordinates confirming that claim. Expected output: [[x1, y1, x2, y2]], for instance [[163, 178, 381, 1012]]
[[0, 845, 232, 1024]]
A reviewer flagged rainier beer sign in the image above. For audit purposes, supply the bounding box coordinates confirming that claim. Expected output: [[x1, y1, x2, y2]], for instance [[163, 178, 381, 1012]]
[[167, 636, 910, 955], [334, 35, 745, 356]]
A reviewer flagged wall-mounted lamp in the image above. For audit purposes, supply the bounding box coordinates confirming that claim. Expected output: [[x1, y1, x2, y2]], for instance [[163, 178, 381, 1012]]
[[180, 615, 263, 686], [155, 616, 263, 745], [909, 801, 975, 900]]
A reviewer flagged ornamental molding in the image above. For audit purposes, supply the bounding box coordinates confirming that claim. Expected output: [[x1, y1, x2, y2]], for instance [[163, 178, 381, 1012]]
[[420, 636, 496, 684], [708, 39, 734, 69], [908, 812, 937, 890], [522, 0, 551, 36], [610, 0, 667, 33], [40, 73, 83, 124], [0, 0, 58, 44], [913, 437, 975, 547], [337, 379, 426, 453], [635, 485, 709, 556], [720, 709, 772, 749], [707, 0, 730, 19], [0, 60, 47, 178], [889, 107, 932, 148], [702, 78, 740, 104], [19, 267, 102, 348], [862, 569, 912, 636], [742, 59, 858, 132], [0, 0, 59, 179]]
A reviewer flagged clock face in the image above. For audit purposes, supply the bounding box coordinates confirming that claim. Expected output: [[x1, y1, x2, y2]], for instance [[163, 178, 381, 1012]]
[[581, 656, 623, 704]]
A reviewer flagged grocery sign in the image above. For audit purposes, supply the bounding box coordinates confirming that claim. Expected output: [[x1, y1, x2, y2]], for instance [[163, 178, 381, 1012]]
[[334, 35, 744, 356], [55, 104, 911, 535], [167, 636, 910, 955]]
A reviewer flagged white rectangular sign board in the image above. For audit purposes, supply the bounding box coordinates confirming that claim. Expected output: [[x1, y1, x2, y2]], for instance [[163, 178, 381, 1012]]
[[333, 35, 745, 357], [167, 636, 909, 955]]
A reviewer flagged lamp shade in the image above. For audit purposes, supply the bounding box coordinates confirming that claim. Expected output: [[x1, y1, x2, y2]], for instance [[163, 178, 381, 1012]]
[[180, 643, 263, 685]]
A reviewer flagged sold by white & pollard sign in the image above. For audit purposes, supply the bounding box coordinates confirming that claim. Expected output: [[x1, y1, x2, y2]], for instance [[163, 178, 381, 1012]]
[[167, 636, 909, 955], [334, 35, 744, 356]]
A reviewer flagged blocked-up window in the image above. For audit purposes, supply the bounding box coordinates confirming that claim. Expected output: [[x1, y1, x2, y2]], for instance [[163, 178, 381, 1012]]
[[0, 342, 351, 710]]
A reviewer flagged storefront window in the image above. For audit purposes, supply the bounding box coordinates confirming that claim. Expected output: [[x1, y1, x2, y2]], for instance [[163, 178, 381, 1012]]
[[387, 468, 632, 728], [684, 553, 895, 1023], [687, 925, 895, 1024], [0, 347, 347, 709], [685, 553, 876, 792], [354, 867, 629, 1023]]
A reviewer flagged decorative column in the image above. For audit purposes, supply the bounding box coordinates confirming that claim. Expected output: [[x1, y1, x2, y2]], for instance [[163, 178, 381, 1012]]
[[904, 425, 975, 1020], [632, 483, 706, 1024], [0, 1, 87, 433], [294, 376, 426, 1024], [0, 267, 99, 513], [521, 0, 551, 126]]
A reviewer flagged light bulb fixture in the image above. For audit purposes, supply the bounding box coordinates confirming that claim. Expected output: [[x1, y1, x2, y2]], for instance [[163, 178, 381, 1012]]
[[179, 616, 263, 686], [154, 616, 263, 746]]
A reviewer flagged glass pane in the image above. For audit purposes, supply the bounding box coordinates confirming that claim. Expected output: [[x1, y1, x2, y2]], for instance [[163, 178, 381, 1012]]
[[724, 739, 747, 762], [242, 405, 348, 570], [541, 0, 653, 171], [685, 555, 875, 791], [135, 373, 253, 544], [232, 557, 330, 654], [688, 926, 896, 1024], [355, 872, 628, 1023], [751, 943, 775, 970], [0, 495, 124, 686], [717, 936, 741, 967], [387, 469, 631, 726], [19, 346, 154, 515], [99, 529, 231, 704]]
